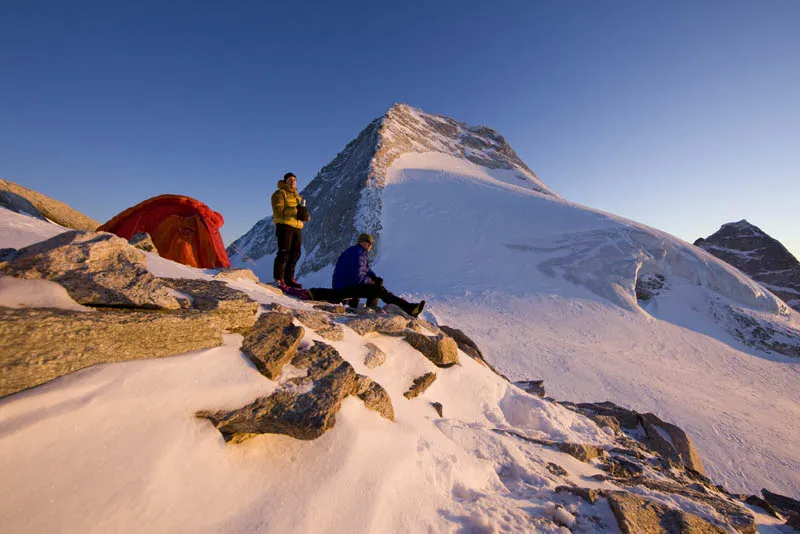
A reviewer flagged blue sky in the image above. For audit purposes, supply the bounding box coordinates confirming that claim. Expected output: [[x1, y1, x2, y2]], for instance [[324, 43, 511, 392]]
[[1, 0, 798, 257]]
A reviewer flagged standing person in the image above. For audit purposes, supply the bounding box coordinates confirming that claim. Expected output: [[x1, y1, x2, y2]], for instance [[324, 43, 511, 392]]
[[328, 233, 425, 317], [271, 172, 305, 288]]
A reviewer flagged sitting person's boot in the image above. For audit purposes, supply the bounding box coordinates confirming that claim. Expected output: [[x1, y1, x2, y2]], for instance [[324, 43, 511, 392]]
[[284, 278, 303, 289], [346, 298, 359, 309], [409, 300, 425, 318]]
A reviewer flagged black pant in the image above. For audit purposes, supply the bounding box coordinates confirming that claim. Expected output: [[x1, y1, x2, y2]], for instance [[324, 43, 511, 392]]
[[273, 224, 302, 282], [310, 283, 412, 311]]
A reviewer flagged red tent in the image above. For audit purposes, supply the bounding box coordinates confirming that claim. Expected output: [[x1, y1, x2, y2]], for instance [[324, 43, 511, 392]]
[[98, 194, 231, 269]]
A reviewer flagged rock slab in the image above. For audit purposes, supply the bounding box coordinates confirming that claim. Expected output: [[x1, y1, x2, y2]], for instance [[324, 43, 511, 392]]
[[403, 330, 458, 367], [241, 312, 304, 379], [606, 492, 727, 534], [161, 278, 258, 332]]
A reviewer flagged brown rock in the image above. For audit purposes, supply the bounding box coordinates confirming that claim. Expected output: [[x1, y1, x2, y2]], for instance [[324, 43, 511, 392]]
[[241, 312, 304, 379], [762, 489, 800, 518], [198, 341, 393, 441], [363, 342, 386, 369], [430, 402, 443, 417], [293, 309, 344, 341], [555, 485, 600, 504], [558, 442, 604, 462], [128, 232, 158, 254], [161, 278, 258, 333], [0, 178, 100, 231], [345, 314, 412, 336], [606, 492, 727, 534], [403, 372, 436, 399], [546, 463, 568, 477], [313, 303, 346, 314], [403, 330, 458, 367], [0, 306, 222, 397], [213, 268, 260, 283], [642, 413, 706, 475], [0, 231, 181, 309]]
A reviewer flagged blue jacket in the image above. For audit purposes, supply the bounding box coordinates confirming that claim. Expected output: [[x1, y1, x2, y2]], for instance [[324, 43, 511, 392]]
[[332, 244, 375, 289]]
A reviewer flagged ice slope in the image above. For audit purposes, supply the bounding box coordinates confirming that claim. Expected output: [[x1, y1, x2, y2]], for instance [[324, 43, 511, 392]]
[[308, 152, 800, 498]]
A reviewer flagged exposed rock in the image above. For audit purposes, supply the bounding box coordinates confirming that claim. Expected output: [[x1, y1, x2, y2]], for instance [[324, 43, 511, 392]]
[[403, 330, 459, 367], [0, 231, 181, 309], [0, 248, 17, 262], [555, 485, 600, 504], [292, 309, 344, 341], [603, 456, 644, 479], [0, 306, 222, 397], [439, 324, 509, 380], [241, 312, 304, 379], [363, 342, 386, 369], [561, 401, 705, 474], [0, 190, 46, 220], [762, 489, 800, 518], [430, 402, 443, 417], [344, 313, 412, 336], [514, 379, 545, 397], [0, 178, 100, 230], [606, 491, 727, 534], [557, 443, 604, 462], [695, 220, 800, 312], [128, 232, 158, 254], [313, 303, 346, 314], [744, 495, 780, 518], [546, 463, 568, 477], [213, 268, 259, 283], [263, 302, 288, 313], [403, 372, 436, 399], [635, 272, 666, 301], [198, 341, 393, 441], [161, 278, 258, 333]]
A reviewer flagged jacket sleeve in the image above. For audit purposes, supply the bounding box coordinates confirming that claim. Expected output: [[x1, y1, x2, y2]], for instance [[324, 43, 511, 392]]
[[357, 249, 374, 284], [271, 190, 284, 221]]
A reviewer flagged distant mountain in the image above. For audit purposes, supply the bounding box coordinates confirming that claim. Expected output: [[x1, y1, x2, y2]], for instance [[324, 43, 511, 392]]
[[0, 178, 99, 231], [695, 220, 800, 312]]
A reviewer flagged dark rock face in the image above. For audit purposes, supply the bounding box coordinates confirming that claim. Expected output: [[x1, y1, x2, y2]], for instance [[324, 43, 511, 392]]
[[198, 341, 394, 441], [0, 190, 46, 220], [761, 488, 800, 518], [0, 231, 182, 310], [439, 324, 510, 381], [514, 380, 545, 397], [695, 220, 800, 312], [403, 372, 436, 399], [0, 307, 223, 397], [240, 312, 304, 380], [227, 103, 558, 278], [128, 232, 158, 254], [0, 178, 100, 231]]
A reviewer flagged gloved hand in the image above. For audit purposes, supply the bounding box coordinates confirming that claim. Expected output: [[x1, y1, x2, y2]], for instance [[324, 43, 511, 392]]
[[373, 277, 384, 287]]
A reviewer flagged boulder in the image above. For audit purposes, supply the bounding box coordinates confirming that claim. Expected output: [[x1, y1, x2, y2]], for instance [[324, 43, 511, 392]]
[[403, 372, 436, 399], [161, 278, 258, 332], [557, 443, 604, 462], [213, 268, 260, 283], [744, 495, 780, 518], [241, 312, 304, 379], [641, 413, 705, 475], [0, 231, 181, 309], [546, 463, 568, 477], [344, 313, 412, 336], [313, 303, 346, 314], [606, 492, 727, 534], [292, 309, 344, 341], [128, 232, 158, 254], [0, 190, 46, 220], [198, 341, 393, 441], [403, 330, 459, 367], [0, 178, 99, 231], [0, 307, 222, 397], [430, 402, 443, 417], [363, 342, 386, 369]]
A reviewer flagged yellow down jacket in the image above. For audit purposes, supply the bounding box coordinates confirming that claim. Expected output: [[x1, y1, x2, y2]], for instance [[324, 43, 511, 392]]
[[271, 181, 304, 229]]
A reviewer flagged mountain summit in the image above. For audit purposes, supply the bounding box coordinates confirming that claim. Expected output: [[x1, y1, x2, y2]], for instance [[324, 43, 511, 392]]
[[695, 220, 800, 311], [228, 103, 556, 276]]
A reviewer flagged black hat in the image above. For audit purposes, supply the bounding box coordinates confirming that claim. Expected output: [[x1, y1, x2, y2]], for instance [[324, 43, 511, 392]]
[[283, 172, 296, 181]]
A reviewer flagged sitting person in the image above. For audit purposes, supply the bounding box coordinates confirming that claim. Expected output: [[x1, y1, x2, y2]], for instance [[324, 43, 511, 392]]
[[310, 233, 425, 317]]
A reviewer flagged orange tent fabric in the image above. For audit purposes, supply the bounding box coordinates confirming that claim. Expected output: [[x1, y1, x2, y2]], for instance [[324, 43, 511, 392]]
[[98, 194, 231, 269]]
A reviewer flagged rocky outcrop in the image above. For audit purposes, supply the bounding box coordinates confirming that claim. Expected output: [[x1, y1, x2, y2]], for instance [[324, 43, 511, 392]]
[[403, 372, 436, 399], [240, 312, 304, 379], [198, 341, 394, 441], [0, 190, 46, 220], [695, 220, 800, 311], [403, 330, 459, 367], [761, 488, 800, 518], [557, 443, 604, 462], [439, 324, 509, 380], [128, 232, 158, 254], [213, 268, 260, 283], [161, 278, 258, 332], [344, 312, 412, 336], [514, 380, 545, 398], [606, 492, 727, 534], [363, 342, 386, 369], [0, 231, 181, 309], [292, 309, 344, 341], [561, 401, 705, 474], [0, 307, 222, 397], [0, 178, 100, 230]]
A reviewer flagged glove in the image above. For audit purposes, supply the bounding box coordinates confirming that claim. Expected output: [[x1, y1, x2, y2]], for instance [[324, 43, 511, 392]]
[[373, 277, 384, 287]]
